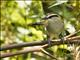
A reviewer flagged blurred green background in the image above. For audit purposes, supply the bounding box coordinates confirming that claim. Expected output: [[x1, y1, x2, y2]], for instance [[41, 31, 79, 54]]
[[0, 0, 80, 60]]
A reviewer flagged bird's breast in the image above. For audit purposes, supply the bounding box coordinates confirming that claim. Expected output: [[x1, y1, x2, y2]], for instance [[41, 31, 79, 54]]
[[46, 19, 64, 36]]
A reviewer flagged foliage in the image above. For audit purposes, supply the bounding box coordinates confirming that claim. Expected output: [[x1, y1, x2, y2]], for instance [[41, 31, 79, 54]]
[[0, 0, 80, 60]]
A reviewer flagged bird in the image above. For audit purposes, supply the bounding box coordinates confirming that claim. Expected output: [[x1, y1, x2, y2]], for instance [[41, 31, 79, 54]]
[[42, 13, 64, 45], [28, 13, 64, 45], [28, 14, 64, 58]]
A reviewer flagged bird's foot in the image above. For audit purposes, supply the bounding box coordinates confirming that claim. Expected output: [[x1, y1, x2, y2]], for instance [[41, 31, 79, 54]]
[[60, 37, 64, 41], [60, 37, 65, 44], [47, 39, 51, 46]]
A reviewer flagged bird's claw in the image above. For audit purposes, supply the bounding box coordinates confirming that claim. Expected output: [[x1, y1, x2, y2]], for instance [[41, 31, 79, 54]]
[[47, 39, 51, 46]]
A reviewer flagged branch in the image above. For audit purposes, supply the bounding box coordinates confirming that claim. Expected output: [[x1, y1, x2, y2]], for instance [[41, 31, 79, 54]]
[[41, 48, 57, 60], [0, 36, 80, 51], [0, 45, 48, 58], [1, 39, 80, 58], [0, 44, 57, 60], [0, 40, 47, 51], [0, 45, 47, 58], [66, 36, 80, 40], [0, 36, 80, 58], [65, 30, 80, 38]]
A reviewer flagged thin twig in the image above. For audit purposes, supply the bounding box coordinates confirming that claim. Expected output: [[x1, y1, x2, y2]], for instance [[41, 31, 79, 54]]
[[65, 30, 80, 38], [41, 48, 58, 60]]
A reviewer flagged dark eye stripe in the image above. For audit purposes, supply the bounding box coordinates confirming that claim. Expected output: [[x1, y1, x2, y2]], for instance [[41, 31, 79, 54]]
[[48, 14, 58, 18], [42, 14, 58, 20]]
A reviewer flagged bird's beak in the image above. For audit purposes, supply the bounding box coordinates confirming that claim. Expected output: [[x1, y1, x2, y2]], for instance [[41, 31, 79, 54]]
[[41, 17, 48, 20]]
